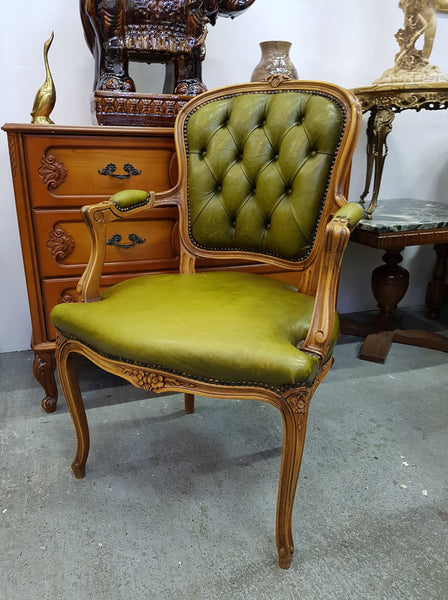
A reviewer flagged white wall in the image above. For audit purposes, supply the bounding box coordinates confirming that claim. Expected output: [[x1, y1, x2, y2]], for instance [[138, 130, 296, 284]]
[[1, 0, 448, 352]]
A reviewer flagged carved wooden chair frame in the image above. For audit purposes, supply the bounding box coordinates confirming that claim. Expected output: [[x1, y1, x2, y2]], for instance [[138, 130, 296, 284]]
[[54, 79, 363, 569]]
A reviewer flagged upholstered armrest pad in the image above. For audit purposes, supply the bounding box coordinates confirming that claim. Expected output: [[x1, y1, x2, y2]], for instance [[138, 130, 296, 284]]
[[110, 189, 152, 212], [332, 202, 364, 228]]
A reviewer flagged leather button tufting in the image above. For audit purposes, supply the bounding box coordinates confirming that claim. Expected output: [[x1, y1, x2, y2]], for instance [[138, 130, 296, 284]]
[[231, 220, 236, 228], [200, 150, 207, 158], [310, 150, 317, 157], [216, 184, 222, 192]]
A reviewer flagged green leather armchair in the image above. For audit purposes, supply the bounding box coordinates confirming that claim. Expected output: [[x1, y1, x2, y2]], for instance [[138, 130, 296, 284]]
[[51, 79, 363, 568]]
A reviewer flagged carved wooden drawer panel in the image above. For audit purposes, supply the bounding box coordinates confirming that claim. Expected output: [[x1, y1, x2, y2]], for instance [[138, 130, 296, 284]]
[[24, 133, 177, 208], [2, 123, 180, 411], [34, 206, 179, 277]]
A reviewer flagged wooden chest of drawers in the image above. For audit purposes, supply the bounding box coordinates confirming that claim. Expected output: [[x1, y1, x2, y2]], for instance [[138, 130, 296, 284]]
[[3, 123, 180, 412], [4, 123, 301, 412]]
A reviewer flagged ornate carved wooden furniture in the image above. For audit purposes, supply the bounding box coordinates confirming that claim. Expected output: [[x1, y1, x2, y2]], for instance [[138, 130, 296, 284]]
[[3, 124, 175, 411], [3, 122, 304, 413], [80, 0, 256, 125], [341, 82, 448, 361], [353, 83, 448, 218], [49, 79, 363, 569], [342, 198, 448, 363]]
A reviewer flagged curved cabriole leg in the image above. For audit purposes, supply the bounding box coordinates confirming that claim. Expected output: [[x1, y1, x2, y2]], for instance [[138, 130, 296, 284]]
[[276, 390, 312, 569], [365, 107, 395, 219], [56, 340, 90, 479], [359, 110, 376, 206]]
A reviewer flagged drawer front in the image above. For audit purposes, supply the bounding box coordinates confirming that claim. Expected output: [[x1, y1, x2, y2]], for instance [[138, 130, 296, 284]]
[[25, 134, 176, 208], [34, 207, 180, 277]]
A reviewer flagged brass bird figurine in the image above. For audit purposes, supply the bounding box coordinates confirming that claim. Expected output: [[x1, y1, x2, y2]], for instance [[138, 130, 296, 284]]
[[31, 32, 56, 124]]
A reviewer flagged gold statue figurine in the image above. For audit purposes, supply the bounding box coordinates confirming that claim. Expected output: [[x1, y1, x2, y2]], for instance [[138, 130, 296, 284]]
[[31, 32, 56, 124], [374, 1, 448, 84]]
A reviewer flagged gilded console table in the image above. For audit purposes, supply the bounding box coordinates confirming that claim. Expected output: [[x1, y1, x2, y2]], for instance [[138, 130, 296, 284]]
[[353, 82, 448, 218], [342, 198, 448, 363]]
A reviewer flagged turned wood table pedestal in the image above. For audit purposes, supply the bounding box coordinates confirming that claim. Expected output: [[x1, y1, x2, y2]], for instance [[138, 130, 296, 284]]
[[342, 198, 448, 363], [352, 83, 448, 219]]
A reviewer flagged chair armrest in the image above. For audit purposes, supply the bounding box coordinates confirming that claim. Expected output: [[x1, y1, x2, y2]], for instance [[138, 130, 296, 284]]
[[332, 202, 365, 229], [77, 190, 155, 302], [299, 202, 364, 358], [109, 189, 153, 212]]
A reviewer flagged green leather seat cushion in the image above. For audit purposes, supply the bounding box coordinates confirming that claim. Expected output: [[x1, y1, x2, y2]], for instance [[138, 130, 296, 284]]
[[51, 271, 339, 390]]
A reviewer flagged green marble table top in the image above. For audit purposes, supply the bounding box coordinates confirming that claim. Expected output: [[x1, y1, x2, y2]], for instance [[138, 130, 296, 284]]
[[357, 199, 448, 233]]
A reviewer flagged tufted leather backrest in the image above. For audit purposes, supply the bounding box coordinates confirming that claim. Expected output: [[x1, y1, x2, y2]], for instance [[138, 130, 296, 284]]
[[182, 88, 346, 262]]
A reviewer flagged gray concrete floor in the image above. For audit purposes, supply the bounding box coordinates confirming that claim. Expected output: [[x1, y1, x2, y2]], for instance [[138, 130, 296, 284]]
[[1, 307, 447, 600]]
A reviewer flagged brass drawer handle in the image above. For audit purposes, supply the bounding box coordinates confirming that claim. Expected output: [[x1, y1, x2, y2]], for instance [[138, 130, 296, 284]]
[[98, 162, 142, 179], [106, 233, 146, 249]]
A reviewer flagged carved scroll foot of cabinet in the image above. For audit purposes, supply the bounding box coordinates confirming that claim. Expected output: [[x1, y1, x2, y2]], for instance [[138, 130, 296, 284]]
[[33, 349, 58, 413]]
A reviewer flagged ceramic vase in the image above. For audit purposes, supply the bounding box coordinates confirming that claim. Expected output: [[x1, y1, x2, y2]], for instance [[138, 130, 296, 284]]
[[250, 40, 298, 82]]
